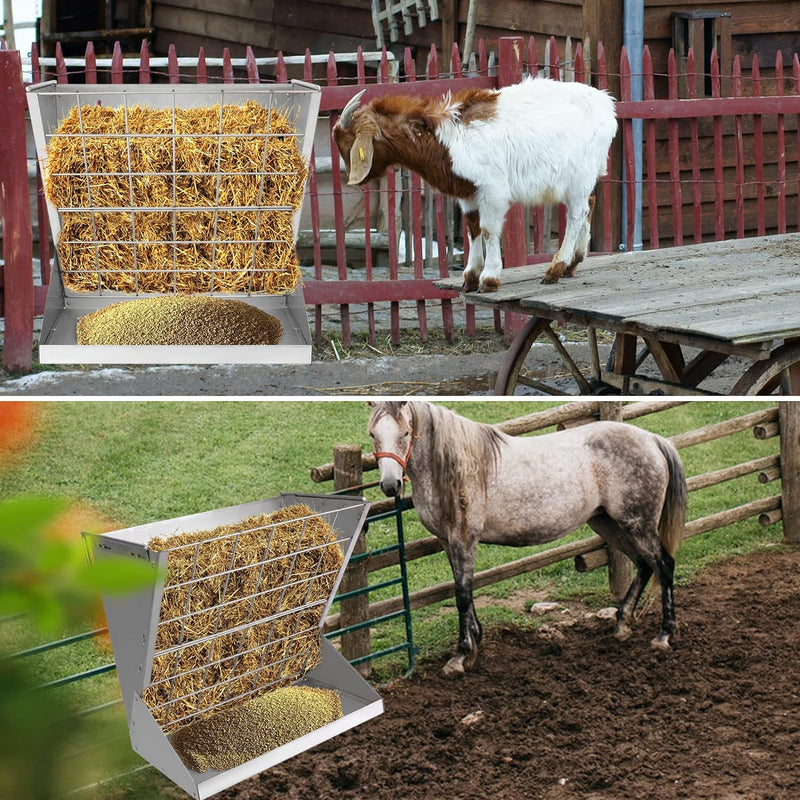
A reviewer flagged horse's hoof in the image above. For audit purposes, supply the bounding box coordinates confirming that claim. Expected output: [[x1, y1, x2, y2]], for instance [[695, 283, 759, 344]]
[[442, 656, 466, 678], [613, 623, 632, 642], [650, 634, 671, 651], [479, 278, 500, 294]]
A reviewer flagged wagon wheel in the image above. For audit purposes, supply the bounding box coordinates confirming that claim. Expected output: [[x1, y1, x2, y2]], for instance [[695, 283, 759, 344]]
[[730, 342, 800, 395], [494, 317, 602, 395]]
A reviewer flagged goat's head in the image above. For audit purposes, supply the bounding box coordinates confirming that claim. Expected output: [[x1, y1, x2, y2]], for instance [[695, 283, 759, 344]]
[[333, 90, 395, 186]]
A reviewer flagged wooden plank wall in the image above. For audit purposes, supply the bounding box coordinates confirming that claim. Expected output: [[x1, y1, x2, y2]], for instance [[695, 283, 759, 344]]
[[461, 0, 582, 52], [645, 0, 800, 82], [151, 0, 378, 61]]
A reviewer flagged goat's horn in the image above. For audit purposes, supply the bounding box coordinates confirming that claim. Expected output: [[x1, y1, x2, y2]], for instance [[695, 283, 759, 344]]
[[339, 89, 366, 129]]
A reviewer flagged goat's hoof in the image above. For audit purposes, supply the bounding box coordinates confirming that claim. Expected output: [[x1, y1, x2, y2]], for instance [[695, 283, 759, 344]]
[[461, 274, 480, 293], [479, 278, 500, 294], [542, 260, 567, 284]]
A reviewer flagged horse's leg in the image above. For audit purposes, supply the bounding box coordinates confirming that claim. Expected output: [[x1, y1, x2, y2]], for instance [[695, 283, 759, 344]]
[[599, 516, 677, 650], [441, 538, 482, 678], [588, 513, 640, 640], [588, 513, 660, 642], [649, 544, 676, 651], [613, 557, 653, 642]]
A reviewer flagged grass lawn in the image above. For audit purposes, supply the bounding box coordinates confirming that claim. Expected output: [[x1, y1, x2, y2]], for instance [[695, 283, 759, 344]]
[[0, 399, 785, 798]]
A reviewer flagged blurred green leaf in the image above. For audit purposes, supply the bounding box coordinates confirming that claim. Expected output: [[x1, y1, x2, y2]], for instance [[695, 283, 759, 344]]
[[0, 495, 68, 550]]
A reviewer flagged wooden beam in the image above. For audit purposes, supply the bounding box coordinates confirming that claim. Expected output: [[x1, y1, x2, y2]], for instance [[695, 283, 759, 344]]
[[0, 51, 33, 373], [334, 444, 371, 677], [779, 403, 800, 543]]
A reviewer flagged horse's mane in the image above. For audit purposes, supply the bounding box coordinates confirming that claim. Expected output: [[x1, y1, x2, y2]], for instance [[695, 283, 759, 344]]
[[410, 403, 505, 523]]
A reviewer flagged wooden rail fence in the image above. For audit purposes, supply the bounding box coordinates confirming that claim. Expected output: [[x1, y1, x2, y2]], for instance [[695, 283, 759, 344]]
[[313, 401, 797, 664]]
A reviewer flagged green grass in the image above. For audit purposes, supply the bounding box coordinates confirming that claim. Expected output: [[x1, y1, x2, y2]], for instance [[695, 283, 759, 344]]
[[0, 399, 786, 798]]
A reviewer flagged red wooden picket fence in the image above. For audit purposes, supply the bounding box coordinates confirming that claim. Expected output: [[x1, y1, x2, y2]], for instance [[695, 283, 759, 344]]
[[3, 34, 800, 370]]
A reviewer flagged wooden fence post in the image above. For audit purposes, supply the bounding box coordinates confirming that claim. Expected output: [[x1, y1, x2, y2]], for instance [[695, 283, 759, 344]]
[[498, 36, 528, 343], [0, 49, 34, 372], [600, 402, 632, 602], [779, 402, 800, 543], [333, 443, 371, 676]]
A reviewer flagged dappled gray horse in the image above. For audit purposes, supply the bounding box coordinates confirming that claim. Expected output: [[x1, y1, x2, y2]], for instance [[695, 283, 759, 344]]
[[368, 401, 686, 677]]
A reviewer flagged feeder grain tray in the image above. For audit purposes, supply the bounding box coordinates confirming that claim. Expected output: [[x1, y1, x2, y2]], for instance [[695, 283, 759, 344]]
[[85, 493, 381, 800], [27, 82, 321, 364]]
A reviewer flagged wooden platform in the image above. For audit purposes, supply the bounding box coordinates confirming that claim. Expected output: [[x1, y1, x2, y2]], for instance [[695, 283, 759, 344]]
[[436, 233, 800, 357]]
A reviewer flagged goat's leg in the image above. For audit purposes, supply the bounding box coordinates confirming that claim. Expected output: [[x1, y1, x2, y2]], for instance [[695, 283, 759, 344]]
[[565, 194, 595, 277], [475, 202, 507, 293], [543, 199, 590, 284], [461, 206, 483, 293], [479, 232, 503, 293]]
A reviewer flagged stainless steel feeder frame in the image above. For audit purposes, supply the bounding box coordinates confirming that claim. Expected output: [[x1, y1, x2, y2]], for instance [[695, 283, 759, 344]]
[[84, 493, 381, 800], [27, 81, 321, 365]]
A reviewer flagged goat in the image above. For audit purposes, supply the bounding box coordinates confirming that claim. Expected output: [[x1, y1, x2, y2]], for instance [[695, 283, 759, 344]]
[[333, 78, 617, 292]]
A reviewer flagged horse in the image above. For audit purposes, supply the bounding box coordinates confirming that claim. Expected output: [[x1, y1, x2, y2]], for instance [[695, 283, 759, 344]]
[[367, 401, 687, 677]]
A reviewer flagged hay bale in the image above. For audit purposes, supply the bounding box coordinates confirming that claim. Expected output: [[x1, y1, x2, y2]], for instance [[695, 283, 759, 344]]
[[45, 100, 307, 295], [76, 296, 283, 346], [142, 504, 343, 730], [171, 686, 343, 772]]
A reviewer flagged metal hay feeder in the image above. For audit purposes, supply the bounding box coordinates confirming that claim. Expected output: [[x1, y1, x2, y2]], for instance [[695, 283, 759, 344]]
[[27, 81, 321, 365], [84, 493, 381, 799]]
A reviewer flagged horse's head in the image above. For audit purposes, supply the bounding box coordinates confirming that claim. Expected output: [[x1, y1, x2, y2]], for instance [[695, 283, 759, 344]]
[[367, 401, 415, 497]]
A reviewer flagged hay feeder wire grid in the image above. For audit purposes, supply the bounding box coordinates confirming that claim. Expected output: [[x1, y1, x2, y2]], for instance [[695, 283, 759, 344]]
[[27, 81, 321, 365], [83, 492, 381, 799]]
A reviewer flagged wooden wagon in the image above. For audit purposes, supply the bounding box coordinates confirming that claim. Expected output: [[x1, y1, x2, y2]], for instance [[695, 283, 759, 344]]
[[435, 234, 800, 396]]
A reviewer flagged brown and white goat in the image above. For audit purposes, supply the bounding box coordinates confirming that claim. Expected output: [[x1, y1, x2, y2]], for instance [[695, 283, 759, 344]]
[[333, 79, 617, 292]]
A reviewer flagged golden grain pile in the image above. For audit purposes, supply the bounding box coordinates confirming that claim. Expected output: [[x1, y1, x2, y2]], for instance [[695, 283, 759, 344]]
[[171, 686, 343, 772], [76, 296, 283, 346], [45, 100, 307, 294], [142, 504, 343, 730]]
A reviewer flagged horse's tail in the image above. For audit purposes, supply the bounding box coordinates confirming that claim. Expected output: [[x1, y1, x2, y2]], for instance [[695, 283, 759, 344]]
[[656, 437, 687, 558]]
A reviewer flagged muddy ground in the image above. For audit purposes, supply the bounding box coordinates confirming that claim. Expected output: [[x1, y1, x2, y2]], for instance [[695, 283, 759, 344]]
[[222, 547, 800, 800]]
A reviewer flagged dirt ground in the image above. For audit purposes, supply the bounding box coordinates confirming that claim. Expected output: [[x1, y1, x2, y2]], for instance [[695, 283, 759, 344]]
[[221, 547, 800, 800]]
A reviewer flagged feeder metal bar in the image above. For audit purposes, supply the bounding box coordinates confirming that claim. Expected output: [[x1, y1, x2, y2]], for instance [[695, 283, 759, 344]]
[[159, 536, 342, 593], [157, 564, 339, 628], [152, 595, 329, 659], [154, 652, 312, 729], [146, 623, 319, 692], [155, 504, 358, 551]]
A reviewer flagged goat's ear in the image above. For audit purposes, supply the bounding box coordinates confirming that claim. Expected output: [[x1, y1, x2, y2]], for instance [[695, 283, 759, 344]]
[[348, 132, 374, 185]]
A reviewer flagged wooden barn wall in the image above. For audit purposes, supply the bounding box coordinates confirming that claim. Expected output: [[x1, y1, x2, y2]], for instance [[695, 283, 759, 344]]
[[641, 0, 800, 244], [456, 0, 583, 52], [151, 0, 378, 61], [644, 115, 800, 246], [644, 0, 800, 83]]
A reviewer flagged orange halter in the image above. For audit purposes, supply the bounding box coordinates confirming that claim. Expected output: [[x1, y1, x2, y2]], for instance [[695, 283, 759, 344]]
[[373, 433, 416, 473]]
